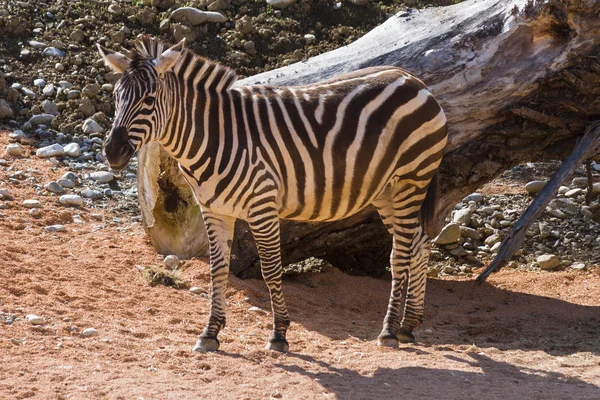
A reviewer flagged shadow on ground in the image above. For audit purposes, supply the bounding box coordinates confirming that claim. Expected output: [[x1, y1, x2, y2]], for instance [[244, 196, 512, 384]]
[[231, 268, 600, 357]]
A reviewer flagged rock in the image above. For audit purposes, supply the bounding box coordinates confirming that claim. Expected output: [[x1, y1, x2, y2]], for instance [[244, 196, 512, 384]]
[[525, 180, 546, 194], [484, 234, 501, 246], [248, 306, 268, 315], [81, 328, 98, 337], [452, 208, 472, 226], [42, 47, 65, 57], [463, 193, 483, 203], [81, 189, 103, 199], [36, 143, 64, 158], [536, 254, 561, 270], [26, 315, 44, 325], [443, 266, 457, 275], [42, 84, 55, 97], [55, 63, 65, 71], [538, 222, 551, 238], [6, 144, 23, 157], [30, 208, 41, 217], [0, 99, 14, 119], [449, 246, 468, 257], [352, 0, 369, 5], [549, 198, 579, 215], [207, 0, 229, 11], [304, 34, 316, 43], [0, 189, 14, 200], [108, 4, 123, 15], [57, 179, 75, 188], [82, 119, 105, 134], [28, 113, 55, 126], [28, 40, 47, 49], [33, 78, 46, 88], [45, 182, 65, 194], [571, 177, 588, 188], [189, 286, 207, 294], [267, 0, 296, 9], [565, 188, 583, 198], [558, 186, 570, 195], [59, 194, 83, 206], [164, 255, 180, 268], [63, 143, 81, 158], [70, 29, 85, 43], [570, 262, 586, 270], [45, 225, 66, 232], [236, 16, 253, 34], [460, 226, 481, 241], [79, 98, 95, 117], [90, 171, 114, 183], [432, 223, 461, 245], [23, 199, 42, 208], [67, 90, 80, 100], [82, 83, 101, 98], [592, 183, 600, 194], [243, 41, 257, 55], [42, 100, 58, 115], [171, 7, 228, 25], [580, 206, 594, 218]]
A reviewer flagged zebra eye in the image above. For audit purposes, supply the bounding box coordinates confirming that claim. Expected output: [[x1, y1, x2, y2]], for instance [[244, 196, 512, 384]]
[[143, 96, 155, 106]]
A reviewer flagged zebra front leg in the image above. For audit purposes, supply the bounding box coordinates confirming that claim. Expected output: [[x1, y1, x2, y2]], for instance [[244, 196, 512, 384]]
[[192, 211, 236, 353], [247, 209, 290, 352], [398, 225, 429, 340]]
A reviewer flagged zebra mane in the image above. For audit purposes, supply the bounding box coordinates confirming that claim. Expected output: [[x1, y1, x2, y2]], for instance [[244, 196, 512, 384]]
[[128, 35, 238, 89]]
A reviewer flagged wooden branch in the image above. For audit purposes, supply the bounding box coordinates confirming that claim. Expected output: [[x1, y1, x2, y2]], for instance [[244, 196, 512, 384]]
[[476, 120, 600, 284]]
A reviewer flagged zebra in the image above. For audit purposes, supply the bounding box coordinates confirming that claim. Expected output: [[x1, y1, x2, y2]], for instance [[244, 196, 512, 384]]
[[97, 36, 448, 353]]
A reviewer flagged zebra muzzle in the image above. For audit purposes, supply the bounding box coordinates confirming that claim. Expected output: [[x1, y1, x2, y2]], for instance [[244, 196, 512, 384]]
[[103, 127, 135, 171]]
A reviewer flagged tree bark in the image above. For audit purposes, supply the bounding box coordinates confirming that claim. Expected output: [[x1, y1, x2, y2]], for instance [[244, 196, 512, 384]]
[[137, 0, 600, 277]]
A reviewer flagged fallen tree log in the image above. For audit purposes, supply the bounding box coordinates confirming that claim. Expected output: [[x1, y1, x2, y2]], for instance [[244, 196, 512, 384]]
[[138, 0, 600, 277]]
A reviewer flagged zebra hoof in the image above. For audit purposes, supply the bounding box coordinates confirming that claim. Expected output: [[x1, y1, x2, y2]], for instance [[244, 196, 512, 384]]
[[192, 337, 220, 353], [266, 339, 289, 353], [397, 330, 415, 343], [377, 334, 399, 348]]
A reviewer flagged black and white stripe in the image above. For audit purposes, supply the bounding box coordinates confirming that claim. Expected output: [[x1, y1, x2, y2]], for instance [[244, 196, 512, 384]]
[[99, 37, 448, 353]]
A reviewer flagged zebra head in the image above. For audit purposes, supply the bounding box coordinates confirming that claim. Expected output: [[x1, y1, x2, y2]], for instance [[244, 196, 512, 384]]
[[97, 38, 185, 170]]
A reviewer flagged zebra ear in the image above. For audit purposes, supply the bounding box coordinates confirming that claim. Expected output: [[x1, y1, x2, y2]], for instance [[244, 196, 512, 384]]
[[155, 38, 185, 74], [97, 44, 130, 74]]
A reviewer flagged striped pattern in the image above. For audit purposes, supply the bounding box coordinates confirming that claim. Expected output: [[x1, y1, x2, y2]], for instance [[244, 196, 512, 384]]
[[100, 37, 448, 352]]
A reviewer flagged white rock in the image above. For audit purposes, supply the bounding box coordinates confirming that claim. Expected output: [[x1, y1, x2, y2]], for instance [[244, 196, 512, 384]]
[[189, 286, 207, 294], [45, 225, 66, 232], [26, 315, 44, 325], [570, 263, 586, 270], [432, 223, 461, 245], [55, 63, 65, 72], [82, 119, 105, 134], [352, 0, 369, 5], [170, 7, 228, 25], [304, 34, 316, 42], [33, 78, 46, 88], [525, 180, 546, 194], [42, 100, 58, 115], [28, 113, 55, 126], [90, 171, 114, 183], [484, 234, 501, 246], [42, 84, 55, 97], [23, 199, 42, 208], [6, 143, 23, 156], [81, 328, 98, 337], [565, 188, 583, 198], [63, 143, 81, 158], [266, 0, 296, 8], [30, 208, 41, 217], [36, 143, 64, 158], [537, 254, 561, 270], [59, 194, 84, 206], [164, 254, 180, 268], [28, 40, 47, 49], [452, 208, 472, 226]]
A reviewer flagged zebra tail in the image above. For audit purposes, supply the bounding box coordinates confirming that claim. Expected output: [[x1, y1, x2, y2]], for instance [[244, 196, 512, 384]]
[[420, 172, 438, 233]]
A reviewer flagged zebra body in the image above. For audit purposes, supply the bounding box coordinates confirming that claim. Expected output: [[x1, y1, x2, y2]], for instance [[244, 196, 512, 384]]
[[98, 37, 448, 353]]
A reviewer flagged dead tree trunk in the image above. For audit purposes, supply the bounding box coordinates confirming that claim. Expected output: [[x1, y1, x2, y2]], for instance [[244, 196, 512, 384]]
[[137, 0, 600, 277]]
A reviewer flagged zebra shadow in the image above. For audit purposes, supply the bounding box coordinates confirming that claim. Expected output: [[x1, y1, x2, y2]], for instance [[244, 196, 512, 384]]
[[230, 269, 600, 357], [266, 351, 600, 400]]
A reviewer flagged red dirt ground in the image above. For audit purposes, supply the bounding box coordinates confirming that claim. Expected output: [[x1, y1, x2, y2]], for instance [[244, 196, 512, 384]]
[[1, 133, 599, 399]]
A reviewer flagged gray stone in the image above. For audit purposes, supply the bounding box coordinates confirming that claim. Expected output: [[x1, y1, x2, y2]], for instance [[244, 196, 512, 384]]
[[28, 113, 55, 126], [23, 199, 42, 208], [26, 315, 44, 325], [81, 189, 103, 199], [352, 0, 369, 4], [42, 47, 65, 57], [45, 182, 65, 194], [90, 171, 114, 184], [33, 78, 46, 88], [45, 225, 66, 232], [433, 223, 461, 245], [108, 4, 123, 15], [36, 143, 64, 158], [70, 28, 85, 43], [571, 177, 588, 188], [170, 7, 228, 25], [42, 84, 55, 97], [82, 119, 105, 134], [82, 328, 98, 337], [59, 194, 83, 206], [452, 208, 472, 226], [55, 63, 65, 72], [443, 266, 457, 275], [570, 262, 586, 271], [460, 226, 481, 241], [266, 0, 296, 9], [28, 40, 47, 49], [549, 198, 579, 215], [525, 180, 546, 194], [463, 193, 483, 203], [57, 178, 75, 189], [29, 208, 41, 217], [484, 234, 501, 246], [565, 188, 583, 198], [63, 143, 81, 158], [66, 90, 80, 100], [164, 255, 180, 268], [42, 100, 58, 115], [537, 254, 561, 270], [6, 144, 23, 156]]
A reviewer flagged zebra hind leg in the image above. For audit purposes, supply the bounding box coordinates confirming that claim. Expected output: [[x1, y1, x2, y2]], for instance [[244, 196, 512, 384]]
[[373, 185, 423, 348], [192, 211, 235, 353], [248, 209, 290, 352]]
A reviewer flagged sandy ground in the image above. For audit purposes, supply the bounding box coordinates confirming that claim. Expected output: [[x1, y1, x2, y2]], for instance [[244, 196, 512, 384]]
[[0, 133, 599, 399]]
